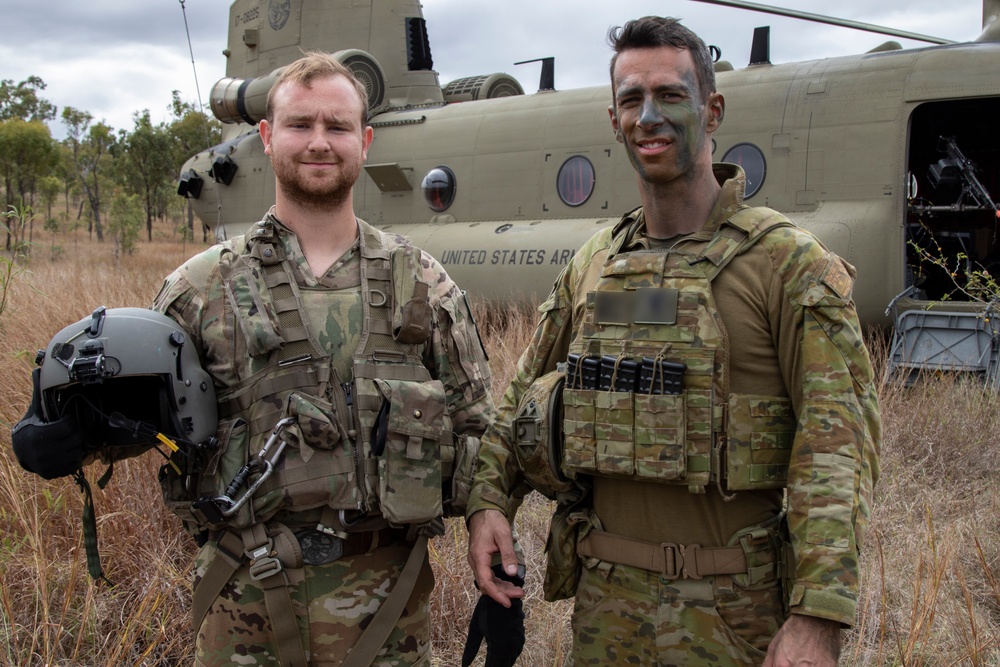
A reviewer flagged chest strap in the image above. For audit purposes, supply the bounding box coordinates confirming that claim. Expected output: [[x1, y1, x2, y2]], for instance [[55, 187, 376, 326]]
[[578, 529, 748, 580]]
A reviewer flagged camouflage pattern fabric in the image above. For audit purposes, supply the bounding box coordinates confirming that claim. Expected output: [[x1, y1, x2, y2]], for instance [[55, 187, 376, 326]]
[[155, 212, 493, 665], [469, 163, 881, 658], [572, 563, 782, 666], [194, 540, 433, 666]]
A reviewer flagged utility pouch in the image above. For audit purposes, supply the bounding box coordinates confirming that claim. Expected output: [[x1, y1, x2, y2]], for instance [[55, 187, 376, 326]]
[[183, 417, 250, 529], [543, 488, 593, 602], [272, 392, 357, 514], [593, 390, 634, 475], [727, 513, 787, 591], [224, 265, 283, 358], [373, 378, 451, 525], [391, 246, 432, 345], [725, 395, 795, 490], [563, 387, 693, 482], [283, 392, 346, 457]]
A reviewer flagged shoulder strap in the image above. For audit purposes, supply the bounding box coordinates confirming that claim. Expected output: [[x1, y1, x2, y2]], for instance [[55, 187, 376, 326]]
[[697, 206, 794, 281], [608, 206, 644, 258]]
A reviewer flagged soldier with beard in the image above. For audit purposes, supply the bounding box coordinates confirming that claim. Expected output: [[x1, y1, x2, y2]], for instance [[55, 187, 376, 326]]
[[154, 53, 494, 666]]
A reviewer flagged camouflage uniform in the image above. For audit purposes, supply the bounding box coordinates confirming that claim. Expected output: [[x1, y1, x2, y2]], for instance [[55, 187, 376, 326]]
[[468, 164, 880, 665], [154, 211, 493, 666]]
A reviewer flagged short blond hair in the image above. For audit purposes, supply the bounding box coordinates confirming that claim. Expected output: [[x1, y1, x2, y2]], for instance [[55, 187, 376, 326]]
[[265, 51, 369, 124]]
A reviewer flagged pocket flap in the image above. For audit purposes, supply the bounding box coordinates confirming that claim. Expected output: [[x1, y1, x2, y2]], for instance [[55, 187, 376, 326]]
[[374, 378, 449, 440]]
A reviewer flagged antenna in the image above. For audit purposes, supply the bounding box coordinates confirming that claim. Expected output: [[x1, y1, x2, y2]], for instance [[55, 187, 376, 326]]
[[178, 0, 224, 238], [178, 0, 211, 150], [514, 58, 555, 92], [749, 26, 771, 65]]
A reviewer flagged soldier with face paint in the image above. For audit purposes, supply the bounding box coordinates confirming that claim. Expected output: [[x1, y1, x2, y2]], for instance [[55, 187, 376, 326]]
[[466, 16, 880, 667]]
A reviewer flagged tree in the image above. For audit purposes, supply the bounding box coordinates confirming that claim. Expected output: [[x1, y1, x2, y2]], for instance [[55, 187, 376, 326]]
[[0, 119, 59, 249], [108, 192, 142, 264], [62, 107, 115, 242], [37, 174, 63, 230], [0, 77, 59, 250], [116, 110, 175, 241], [0, 76, 57, 123]]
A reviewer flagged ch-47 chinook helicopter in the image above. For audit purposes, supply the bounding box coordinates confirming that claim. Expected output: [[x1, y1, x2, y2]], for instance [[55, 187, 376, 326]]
[[177, 0, 1000, 381]]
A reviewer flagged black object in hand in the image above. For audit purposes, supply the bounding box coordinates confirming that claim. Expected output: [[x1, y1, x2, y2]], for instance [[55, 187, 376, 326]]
[[461, 563, 526, 667]]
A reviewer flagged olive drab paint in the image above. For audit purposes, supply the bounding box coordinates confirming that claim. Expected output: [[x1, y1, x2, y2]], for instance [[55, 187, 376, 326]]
[[179, 0, 1000, 336]]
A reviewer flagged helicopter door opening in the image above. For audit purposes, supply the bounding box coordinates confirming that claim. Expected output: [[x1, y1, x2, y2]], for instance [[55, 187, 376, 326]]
[[886, 98, 1000, 386], [905, 97, 1000, 301]]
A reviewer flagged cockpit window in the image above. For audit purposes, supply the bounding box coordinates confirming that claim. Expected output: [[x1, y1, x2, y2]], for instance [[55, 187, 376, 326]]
[[721, 143, 766, 198], [421, 166, 457, 212], [557, 155, 595, 207]]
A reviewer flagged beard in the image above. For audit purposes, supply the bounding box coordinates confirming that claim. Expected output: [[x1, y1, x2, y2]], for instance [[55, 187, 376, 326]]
[[271, 152, 363, 210]]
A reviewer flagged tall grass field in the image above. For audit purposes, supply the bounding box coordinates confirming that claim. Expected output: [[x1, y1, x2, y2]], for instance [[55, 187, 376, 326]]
[[1, 233, 998, 665]]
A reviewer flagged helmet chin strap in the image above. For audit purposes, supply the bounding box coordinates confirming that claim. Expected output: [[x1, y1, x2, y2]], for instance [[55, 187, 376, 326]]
[[73, 468, 113, 585]]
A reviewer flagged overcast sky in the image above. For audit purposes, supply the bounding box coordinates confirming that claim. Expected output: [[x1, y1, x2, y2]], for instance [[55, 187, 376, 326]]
[[1, 0, 985, 140]]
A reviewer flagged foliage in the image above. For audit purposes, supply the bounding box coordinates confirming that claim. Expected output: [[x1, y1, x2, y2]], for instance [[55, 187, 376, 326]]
[[108, 192, 143, 260], [168, 91, 222, 164], [908, 225, 1000, 303], [0, 76, 57, 123], [0, 205, 32, 321], [62, 107, 116, 242], [114, 110, 177, 241], [0, 119, 60, 249]]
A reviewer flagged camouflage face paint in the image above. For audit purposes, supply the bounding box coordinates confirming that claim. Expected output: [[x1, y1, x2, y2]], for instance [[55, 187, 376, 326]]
[[611, 47, 711, 186]]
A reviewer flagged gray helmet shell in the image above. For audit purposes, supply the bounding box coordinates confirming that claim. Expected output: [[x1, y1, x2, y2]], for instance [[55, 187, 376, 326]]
[[38, 307, 216, 447]]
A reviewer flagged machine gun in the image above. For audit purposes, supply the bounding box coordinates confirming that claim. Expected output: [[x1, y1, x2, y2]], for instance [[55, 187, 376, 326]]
[[927, 136, 1000, 214]]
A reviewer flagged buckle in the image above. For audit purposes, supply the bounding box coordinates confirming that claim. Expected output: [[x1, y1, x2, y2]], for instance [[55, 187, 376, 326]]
[[246, 540, 283, 581], [660, 542, 703, 580], [248, 554, 283, 581]]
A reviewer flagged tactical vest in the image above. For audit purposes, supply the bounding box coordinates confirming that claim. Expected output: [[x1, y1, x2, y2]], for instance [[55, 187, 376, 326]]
[[561, 207, 798, 494], [162, 217, 457, 531]]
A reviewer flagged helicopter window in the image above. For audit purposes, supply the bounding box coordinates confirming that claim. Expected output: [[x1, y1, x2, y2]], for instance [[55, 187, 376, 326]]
[[722, 143, 766, 198], [421, 166, 457, 212], [557, 155, 595, 207]]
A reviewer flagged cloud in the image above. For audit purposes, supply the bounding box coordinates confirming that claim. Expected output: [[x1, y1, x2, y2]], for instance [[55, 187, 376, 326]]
[[2, 0, 984, 140]]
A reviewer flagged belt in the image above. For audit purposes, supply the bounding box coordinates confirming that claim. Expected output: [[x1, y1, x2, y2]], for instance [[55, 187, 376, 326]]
[[295, 527, 409, 565], [577, 529, 748, 579]]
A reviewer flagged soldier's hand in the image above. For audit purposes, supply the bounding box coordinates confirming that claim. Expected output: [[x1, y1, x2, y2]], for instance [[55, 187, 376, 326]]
[[461, 563, 526, 667], [467, 509, 523, 606], [763, 614, 840, 667]]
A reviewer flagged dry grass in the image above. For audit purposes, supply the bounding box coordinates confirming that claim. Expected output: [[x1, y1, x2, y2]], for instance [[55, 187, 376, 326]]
[[2, 232, 1000, 665]]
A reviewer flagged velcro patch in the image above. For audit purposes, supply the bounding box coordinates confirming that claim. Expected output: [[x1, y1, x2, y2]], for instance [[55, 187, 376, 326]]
[[821, 256, 855, 300]]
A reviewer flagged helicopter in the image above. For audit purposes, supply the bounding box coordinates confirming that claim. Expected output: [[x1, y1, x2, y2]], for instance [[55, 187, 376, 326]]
[[177, 0, 1000, 381]]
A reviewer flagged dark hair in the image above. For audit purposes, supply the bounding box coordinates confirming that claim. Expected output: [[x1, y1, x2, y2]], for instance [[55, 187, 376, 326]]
[[608, 17, 716, 103], [265, 51, 369, 125]]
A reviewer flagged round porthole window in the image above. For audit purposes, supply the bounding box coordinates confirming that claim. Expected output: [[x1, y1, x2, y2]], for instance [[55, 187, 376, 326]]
[[421, 166, 457, 212], [557, 155, 595, 207], [721, 143, 766, 198]]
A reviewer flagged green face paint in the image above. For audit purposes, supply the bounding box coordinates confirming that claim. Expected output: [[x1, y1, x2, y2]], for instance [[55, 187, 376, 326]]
[[612, 49, 710, 186]]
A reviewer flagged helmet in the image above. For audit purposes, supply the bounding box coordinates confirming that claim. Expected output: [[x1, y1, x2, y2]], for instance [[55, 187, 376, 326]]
[[513, 370, 573, 499], [36, 306, 216, 450]]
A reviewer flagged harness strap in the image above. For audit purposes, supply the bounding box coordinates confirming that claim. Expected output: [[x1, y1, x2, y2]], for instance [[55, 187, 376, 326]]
[[218, 364, 329, 420], [578, 529, 748, 579], [192, 530, 246, 637], [342, 535, 429, 667], [192, 527, 307, 666], [193, 527, 423, 666], [242, 523, 307, 667]]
